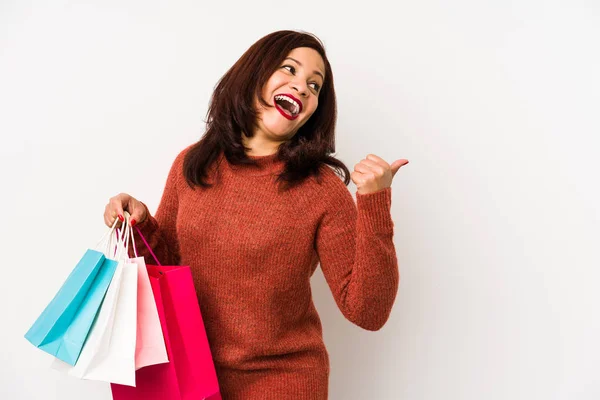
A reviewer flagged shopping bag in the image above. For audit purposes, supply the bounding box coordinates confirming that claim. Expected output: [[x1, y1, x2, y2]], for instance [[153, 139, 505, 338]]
[[24, 218, 121, 365], [54, 213, 139, 386], [52, 253, 124, 376], [111, 226, 221, 400], [131, 254, 168, 370]]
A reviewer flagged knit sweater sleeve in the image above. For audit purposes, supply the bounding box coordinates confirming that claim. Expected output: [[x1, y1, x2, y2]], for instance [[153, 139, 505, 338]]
[[314, 174, 399, 331], [129, 149, 185, 266]]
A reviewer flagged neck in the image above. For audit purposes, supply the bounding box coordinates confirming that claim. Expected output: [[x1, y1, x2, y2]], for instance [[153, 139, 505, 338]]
[[241, 132, 285, 157], [219, 149, 285, 177]]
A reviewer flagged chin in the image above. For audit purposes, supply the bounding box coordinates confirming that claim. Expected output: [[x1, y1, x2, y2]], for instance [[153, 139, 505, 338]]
[[274, 130, 296, 139]]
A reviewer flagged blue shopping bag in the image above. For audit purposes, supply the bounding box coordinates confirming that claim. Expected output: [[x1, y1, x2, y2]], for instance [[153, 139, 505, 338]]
[[25, 218, 123, 365]]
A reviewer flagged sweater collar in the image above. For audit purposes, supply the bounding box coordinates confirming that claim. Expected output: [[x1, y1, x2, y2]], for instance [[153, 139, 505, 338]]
[[220, 150, 285, 177]]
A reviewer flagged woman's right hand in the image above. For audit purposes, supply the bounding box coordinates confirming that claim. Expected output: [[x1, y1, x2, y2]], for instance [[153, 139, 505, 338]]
[[104, 193, 148, 229]]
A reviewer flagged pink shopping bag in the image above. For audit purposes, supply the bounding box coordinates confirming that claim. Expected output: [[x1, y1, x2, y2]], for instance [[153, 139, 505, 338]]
[[126, 227, 168, 371], [132, 257, 169, 370], [111, 228, 221, 400]]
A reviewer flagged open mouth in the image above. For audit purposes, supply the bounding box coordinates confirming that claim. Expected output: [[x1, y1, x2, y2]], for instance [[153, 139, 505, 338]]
[[274, 94, 302, 120]]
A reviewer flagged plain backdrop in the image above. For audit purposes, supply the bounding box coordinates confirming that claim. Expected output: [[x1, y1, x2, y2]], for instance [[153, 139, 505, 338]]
[[1, 1, 599, 399]]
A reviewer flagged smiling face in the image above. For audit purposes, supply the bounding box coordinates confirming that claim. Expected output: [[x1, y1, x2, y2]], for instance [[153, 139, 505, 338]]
[[249, 47, 326, 147]]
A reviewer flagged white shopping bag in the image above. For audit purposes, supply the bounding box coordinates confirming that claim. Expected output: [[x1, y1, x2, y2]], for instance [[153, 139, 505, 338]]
[[53, 212, 139, 386]]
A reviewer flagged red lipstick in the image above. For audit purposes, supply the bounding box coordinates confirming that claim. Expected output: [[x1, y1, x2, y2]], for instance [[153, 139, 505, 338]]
[[274, 93, 302, 120]]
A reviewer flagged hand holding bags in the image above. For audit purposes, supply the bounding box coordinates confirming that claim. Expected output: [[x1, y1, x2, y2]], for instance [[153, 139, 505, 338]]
[[24, 217, 121, 365], [27, 207, 218, 395]]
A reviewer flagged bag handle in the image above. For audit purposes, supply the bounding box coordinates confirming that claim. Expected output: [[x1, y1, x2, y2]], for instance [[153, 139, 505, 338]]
[[121, 211, 138, 260], [112, 211, 131, 261], [133, 225, 162, 266], [94, 216, 120, 256]]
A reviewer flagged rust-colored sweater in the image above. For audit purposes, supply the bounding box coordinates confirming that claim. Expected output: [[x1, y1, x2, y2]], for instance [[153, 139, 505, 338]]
[[133, 145, 399, 399]]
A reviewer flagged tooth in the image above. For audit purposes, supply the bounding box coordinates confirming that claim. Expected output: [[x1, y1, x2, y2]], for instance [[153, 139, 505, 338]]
[[275, 95, 300, 114]]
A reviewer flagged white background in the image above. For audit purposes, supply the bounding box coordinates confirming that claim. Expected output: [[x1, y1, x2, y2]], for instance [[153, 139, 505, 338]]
[[1, 1, 599, 399]]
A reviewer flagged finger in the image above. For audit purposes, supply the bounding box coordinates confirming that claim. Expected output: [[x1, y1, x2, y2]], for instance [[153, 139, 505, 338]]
[[354, 163, 373, 174], [350, 170, 368, 185], [358, 159, 384, 175], [390, 159, 409, 176], [365, 154, 389, 168], [109, 196, 127, 228], [129, 201, 146, 226], [104, 212, 112, 228], [105, 203, 118, 228], [104, 212, 122, 229], [350, 171, 360, 184], [110, 214, 124, 230], [117, 193, 131, 214], [112, 194, 128, 217]]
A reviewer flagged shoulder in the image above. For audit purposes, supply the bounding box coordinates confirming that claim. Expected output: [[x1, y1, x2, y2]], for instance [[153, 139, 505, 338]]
[[169, 143, 198, 175], [163, 144, 195, 188], [315, 163, 355, 209], [175, 143, 195, 164], [317, 163, 350, 190]]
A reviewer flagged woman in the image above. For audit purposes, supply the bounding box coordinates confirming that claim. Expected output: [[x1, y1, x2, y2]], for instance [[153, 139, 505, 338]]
[[104, 30, 408, 399]]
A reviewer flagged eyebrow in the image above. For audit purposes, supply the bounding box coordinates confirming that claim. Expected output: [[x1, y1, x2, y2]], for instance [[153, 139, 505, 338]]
[[284, 57, 325, 81]]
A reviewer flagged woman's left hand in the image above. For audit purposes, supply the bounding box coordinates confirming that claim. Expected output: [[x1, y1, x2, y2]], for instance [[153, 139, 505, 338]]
[[351, 154, 409, 195]]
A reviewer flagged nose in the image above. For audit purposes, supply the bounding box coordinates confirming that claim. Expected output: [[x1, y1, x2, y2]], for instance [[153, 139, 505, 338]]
[[290, 78, 308, 97]]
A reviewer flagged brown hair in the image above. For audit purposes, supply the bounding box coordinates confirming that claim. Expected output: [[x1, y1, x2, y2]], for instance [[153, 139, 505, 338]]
[[183, 29, 350, 192]]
